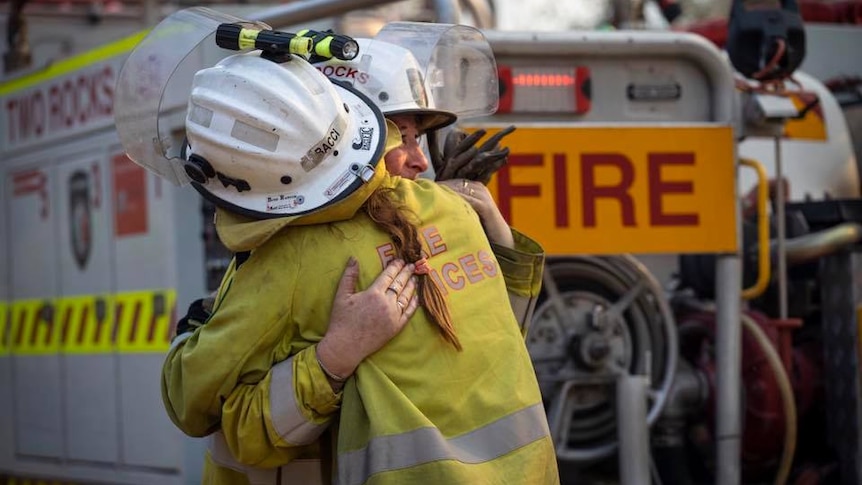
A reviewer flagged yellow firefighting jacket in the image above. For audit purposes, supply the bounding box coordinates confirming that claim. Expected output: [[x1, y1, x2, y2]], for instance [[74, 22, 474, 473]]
[[162, 173, 558, 485]]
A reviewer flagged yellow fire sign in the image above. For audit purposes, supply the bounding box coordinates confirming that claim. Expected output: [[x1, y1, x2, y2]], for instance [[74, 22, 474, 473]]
[[475, 125, 738, 255]]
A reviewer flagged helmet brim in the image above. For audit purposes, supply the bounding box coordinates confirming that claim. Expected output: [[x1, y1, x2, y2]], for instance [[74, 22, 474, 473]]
[[386, 109, 458, 134]]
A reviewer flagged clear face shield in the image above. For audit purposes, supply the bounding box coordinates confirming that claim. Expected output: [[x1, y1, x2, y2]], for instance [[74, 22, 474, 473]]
[[114, 7, 268, 186], [373, 21, 499, 121]]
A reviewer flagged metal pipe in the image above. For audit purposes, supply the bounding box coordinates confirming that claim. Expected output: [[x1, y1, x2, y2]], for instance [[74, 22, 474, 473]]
[[715, 255, 743, 485], [142, 0, 157, 28], [775, 137, 789, 321], [617, 375, 651, 485], [248, 0, 402, 26], [459, 0, 494, 28], [778, 222, 862, 266], [431, 0, 462, 24], [740, 158, 771, 300]]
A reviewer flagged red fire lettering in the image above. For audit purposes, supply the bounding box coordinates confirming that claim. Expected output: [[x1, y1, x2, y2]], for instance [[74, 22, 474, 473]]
[[12, 169, 49, 219], [441, 262, 465, 290], [377, 243, 397, 267], [477, 250, 498, 277], [48, 84, 61, 132], [496, 154, 542, 223], [648, 153, 699, 226], [459, 254, 484, 284], [7, 91, 47, 144], [421, 226, 447, 256], [101, 66, 114, 116], [553, 153, 569, 227], [581, 154, 636, 227]]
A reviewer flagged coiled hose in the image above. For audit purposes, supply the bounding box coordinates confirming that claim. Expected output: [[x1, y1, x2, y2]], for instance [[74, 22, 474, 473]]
[[740, 313, 797, 485]]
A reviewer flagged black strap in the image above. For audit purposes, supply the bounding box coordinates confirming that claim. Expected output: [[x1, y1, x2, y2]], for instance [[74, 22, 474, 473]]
[[235, 251, 251, 269]]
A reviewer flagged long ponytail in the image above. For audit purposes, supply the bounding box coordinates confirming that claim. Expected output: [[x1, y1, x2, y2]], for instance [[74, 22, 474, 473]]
[[363, 187, 462, 351]]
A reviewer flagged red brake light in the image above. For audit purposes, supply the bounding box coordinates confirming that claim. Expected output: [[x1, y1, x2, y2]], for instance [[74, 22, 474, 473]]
[[496, 65, 591, 115]]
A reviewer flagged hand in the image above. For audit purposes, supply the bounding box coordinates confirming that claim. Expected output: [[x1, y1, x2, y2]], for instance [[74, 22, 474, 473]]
[[438, 179, 514, 249], [317, 257, 418, 381], [431, 125, 516, 184]]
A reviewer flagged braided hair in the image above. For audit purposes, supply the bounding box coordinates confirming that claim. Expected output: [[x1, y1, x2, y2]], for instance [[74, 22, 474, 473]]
[[362, 187, 461, 351]]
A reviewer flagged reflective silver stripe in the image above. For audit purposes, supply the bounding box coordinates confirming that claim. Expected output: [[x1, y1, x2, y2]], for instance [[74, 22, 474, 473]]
[[168, 331, 193, 352], [508, 292, 534, 336], [207, 431, 324, 485], [270, 357, 328, 445], [337, 403, 550, 485]]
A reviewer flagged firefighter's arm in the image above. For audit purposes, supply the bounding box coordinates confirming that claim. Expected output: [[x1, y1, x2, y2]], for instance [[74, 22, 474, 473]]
[[218, 345, 340, 467], [216, 258, 419, 467], [161, 257, 295, 438], [160, 309, 289, 438], [491, 228, 545, 337]]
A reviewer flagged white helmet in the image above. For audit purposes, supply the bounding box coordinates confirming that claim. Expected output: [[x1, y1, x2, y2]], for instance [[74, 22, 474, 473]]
[[314, 39, 457, 134], [184, 52, 387, 219]]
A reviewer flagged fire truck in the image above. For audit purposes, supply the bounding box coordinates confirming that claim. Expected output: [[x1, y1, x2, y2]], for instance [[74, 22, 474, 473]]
[[1, 0, 861, 484]]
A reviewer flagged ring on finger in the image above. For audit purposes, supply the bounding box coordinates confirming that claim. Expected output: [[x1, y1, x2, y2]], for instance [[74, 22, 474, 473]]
[[396, 300, 405, 312], [386, 286, 399, 295], [469, 187, 474, 196], [462, 179, 469, 190]]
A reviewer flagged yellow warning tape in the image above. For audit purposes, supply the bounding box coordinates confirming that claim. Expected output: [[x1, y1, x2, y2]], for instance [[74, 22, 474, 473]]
[[0, 30, 148, 96], [7, 289, 175, 355], [54, 294, 115, 355], [114, 290, 177, 353]]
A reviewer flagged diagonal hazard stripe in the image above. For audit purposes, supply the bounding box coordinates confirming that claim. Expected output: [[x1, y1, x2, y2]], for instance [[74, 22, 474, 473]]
[[58, 295, 114, 354], [10, 299, 58, 355], [7, 289, 175, 355], [0, 301, 8, 356], [115, 289, 176, 353]]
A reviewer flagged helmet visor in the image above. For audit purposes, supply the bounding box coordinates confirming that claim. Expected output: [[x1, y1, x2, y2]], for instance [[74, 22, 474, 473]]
[[114, 7, 266, 185], [373, 21, 499, 120]]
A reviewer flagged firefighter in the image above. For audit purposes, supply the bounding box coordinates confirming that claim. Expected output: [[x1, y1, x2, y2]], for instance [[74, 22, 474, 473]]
[[316, 38, 520, 255], [161, 50, 559, 484], [175, 38, 539, 339]]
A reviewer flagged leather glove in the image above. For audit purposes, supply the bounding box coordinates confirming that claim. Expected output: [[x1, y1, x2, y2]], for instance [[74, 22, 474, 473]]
[[429, 125, 516, 184], [174, 296, 214, 337]]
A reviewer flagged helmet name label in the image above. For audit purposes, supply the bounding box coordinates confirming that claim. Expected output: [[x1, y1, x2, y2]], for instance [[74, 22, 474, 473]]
[[301, 121, 344, 172], [316, 65, 369, 85], [266, 194, 305, 212]]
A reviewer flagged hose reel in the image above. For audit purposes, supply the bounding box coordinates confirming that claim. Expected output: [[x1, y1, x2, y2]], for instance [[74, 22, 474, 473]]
[[526, 255, 678, 462]]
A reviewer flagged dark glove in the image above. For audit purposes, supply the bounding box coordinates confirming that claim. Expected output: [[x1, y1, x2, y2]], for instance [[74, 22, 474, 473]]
[[430, 125, 516, 184], [174, 297, 214, 337]]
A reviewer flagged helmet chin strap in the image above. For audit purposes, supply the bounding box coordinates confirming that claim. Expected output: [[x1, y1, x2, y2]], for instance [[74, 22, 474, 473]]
[[352, 163, 377, 182]]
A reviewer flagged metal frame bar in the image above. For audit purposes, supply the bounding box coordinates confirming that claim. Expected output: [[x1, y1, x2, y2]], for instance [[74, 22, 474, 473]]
[[486, 29, 743, 484]]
